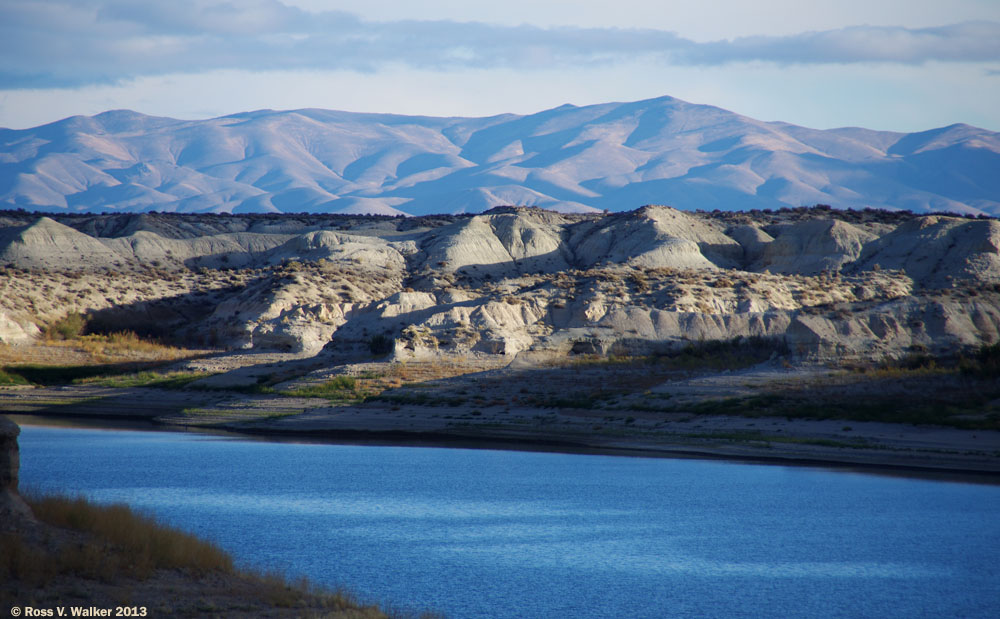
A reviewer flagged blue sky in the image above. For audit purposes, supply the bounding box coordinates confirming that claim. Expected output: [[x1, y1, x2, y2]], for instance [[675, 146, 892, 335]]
[[1, 0, 999, 131]]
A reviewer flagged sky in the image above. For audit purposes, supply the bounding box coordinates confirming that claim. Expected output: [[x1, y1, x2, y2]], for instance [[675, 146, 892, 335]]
[[1, 0, 999, 132]]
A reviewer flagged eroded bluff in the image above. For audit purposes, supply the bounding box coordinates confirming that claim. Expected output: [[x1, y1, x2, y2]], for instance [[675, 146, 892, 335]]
[[2, 205, 999, 361]]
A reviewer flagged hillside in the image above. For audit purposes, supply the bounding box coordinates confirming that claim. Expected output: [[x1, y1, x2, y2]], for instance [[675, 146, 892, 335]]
[[2, 205, 998, 362], [2, 97, 998, 216]]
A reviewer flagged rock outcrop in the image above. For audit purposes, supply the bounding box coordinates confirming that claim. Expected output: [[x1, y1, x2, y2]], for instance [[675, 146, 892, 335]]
[[0, 416, 32, 523], [755, 219, 876, 275], [571, 206, 741, 269], [850, 216, 1000, 287], [2, 205, 999, 361]]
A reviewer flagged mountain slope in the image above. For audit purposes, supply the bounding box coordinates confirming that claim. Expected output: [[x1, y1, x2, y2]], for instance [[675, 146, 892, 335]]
[[1, 97, 998, 216]]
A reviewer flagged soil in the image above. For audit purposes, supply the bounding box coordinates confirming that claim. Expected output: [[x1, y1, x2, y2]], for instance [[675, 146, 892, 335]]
[[4, 350, 999, 477]]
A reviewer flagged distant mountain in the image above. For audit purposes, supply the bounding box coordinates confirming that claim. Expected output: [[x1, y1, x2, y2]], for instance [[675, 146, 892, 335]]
[[1, 96, 998, 216]]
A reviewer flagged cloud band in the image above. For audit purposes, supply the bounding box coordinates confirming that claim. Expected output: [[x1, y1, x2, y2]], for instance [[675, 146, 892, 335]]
[[2, 0, 998, 88]]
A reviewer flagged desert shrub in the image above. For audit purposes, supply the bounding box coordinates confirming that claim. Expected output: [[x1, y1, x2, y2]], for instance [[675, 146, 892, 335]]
[[0, 367, 30, 386], [960, 343, 1000, 378], [898, 353, 937, 371], [74, 370, 207, 389], [368, 333, 395, 356], [284, 375, 359, 400], [45, 312, 87, 340], [630, 273, 650, 292], [653, 336, 789, 370]]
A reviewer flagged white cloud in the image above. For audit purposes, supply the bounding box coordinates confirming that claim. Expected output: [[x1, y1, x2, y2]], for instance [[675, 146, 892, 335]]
[[2, 0, 999, 88], [2, 0, 999, 132]]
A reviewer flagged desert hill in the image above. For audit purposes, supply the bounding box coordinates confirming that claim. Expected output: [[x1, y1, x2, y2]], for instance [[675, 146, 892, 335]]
[[2, 97, 999, 216], [2, 205, 999, 362]]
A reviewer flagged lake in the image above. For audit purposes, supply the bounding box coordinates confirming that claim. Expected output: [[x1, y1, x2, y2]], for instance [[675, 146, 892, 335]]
[[15, 422, 1000, 618]]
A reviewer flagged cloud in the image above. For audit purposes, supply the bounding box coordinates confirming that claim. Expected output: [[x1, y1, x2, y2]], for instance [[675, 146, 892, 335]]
[[2, 0, 999, 89], [687, 22, 1000, 65]]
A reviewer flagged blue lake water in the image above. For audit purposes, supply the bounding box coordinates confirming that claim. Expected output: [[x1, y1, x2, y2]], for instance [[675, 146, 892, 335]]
[[15, 423, 1000, 618]]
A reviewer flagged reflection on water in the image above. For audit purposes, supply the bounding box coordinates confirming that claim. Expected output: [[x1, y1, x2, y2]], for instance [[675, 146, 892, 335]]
[[16, 422, 1000, 619]]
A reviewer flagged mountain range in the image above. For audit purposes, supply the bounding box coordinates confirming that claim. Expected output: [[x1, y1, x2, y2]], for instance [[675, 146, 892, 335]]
[[1, 96, 998, 216]]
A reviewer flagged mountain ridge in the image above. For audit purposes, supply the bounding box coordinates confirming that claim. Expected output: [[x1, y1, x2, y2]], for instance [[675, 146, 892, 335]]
[[2, 96, 998, 216]]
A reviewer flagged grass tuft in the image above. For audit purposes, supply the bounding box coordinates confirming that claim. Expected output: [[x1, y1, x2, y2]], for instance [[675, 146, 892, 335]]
[[0, 367, 31, 386], [73, 370, 208, 389], [0, 362, 198, 387], [26, 492, 234, 579], [2, 491, 404, 616], [283, 376, 360, 400]]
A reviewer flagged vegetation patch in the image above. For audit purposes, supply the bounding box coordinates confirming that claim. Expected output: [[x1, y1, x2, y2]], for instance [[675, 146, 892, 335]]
[[368, 333, 395, 356], [0, 367, 31, 386], [686, 391, 1000, 431], [960, 343, 1000, 378], [39, 311, 201, 363], [0, 361, 196, 387], [651, 336, 789, 371], [1, 362, 155, 386], [282, 375, 368, 401], [2, 492, 397, 617], [219, 382, 278, 395], [74, 370, 209, 389], [22, 492, 234, 580], [44, 312, 87, 340], [565, 336, 788, 372]]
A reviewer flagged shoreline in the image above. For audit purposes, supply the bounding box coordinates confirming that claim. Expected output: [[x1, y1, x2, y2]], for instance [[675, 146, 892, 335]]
[[9, 407, 1000, 485], [4, 358, 999, 482]]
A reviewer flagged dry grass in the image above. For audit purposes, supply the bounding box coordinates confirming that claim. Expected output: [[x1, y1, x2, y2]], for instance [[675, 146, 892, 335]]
[[2, 492, 407, 617], [0, 330, 213, 388], [0, 334, 210, 368], [72, 370, 208, 389], [284, 376, 366, 401], [0, 367, 30, 386], [26, 493, 235, 580], [41, 331, 203, 363]]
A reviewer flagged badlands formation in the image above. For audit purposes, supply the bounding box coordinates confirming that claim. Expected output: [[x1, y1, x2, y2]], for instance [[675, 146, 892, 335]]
[[2, 204, 1000, 474], [2, 204, 999, 360]]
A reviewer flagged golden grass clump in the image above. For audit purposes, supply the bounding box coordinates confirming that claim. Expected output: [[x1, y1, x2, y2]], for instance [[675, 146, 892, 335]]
[[27, 493, 234, 580], [43, 331, 194, 363], [3, 492, 404, 616]]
